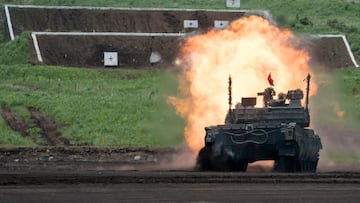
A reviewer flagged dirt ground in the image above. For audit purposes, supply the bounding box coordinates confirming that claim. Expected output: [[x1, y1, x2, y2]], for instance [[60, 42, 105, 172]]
[[7, 6, 246, 68], [30, 33, 356, 68], [1, 182, 360, 203], [0, 146, 185, 173], [5, 6, 357, 68], [33, 34, 184, 68], [7, 6, 246, 36], [307, 36, 355, 69], [0, 106, 191, 172]]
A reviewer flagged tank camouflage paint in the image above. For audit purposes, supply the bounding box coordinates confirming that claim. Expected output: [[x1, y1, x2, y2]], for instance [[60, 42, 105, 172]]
[[197, 75, 322, 172]]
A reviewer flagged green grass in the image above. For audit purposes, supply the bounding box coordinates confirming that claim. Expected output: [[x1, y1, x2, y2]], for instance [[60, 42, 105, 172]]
[[0, 115, 35, 146], [311, 68, 360, 163], [2, 0, 227, 9], [312, 68, 360, 130], [0, 65, 185, 146], [332, 69, 360, 130], [0, 32, 30, 64], [329, 154, 360, 163]]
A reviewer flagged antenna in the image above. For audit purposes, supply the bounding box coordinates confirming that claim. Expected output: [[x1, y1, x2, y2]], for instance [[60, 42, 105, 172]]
[[305, 73, 311, 112], [228, 75, 232, 112]]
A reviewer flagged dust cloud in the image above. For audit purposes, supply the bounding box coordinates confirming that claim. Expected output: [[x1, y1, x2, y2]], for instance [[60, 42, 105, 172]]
[[311, 71, 360, 172]]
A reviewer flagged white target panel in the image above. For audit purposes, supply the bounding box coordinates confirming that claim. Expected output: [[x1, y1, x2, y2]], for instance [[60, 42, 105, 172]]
[[214, 20, 229, 29], [184, 20, 199, 28], [226, 0, 241, 8], [104, 52, 118, 67]]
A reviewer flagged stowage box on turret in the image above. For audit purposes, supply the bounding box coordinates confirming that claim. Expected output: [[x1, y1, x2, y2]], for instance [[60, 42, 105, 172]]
[[197, 74, 322, 172]]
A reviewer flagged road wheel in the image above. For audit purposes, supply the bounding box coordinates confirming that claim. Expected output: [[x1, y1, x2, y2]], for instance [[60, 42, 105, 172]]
[[274, 156, 299, 173], [196, 146, 213, 171], [234, 161, 248, 172]]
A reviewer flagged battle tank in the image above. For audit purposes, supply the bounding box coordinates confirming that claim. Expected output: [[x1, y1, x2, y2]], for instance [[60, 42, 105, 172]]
[[197, 74, 322, 172]]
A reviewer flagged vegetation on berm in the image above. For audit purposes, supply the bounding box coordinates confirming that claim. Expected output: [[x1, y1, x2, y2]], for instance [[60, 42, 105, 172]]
[[0, 64, 184, 146], [0, 0, 359, 149]]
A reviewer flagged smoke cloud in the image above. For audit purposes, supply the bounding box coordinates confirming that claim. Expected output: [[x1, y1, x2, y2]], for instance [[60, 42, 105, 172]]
[[311, 72, 360, 171]]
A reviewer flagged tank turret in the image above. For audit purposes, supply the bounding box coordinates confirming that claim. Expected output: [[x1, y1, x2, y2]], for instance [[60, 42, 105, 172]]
[[197, 74, 322, 172]]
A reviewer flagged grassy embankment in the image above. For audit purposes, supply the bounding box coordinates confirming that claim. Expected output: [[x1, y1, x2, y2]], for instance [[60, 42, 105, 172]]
[[0, 0, 359, 149], [0, 64, 183, 147]]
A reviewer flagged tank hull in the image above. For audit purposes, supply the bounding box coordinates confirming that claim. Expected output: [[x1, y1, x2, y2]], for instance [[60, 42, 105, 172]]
[[197, 123, 322, 172]]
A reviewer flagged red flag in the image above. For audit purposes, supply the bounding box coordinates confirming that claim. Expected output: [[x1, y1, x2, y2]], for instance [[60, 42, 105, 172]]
[[267, 73, 274, 86]]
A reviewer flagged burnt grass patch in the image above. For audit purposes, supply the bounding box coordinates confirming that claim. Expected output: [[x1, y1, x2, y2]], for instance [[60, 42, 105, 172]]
[[1, 106, 69, 146]]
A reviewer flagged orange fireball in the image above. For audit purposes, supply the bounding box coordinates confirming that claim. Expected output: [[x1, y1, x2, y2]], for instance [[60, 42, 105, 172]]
[[171, 15, 317, 152]]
